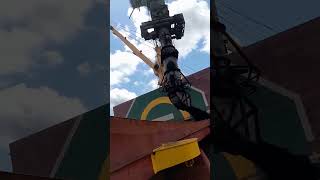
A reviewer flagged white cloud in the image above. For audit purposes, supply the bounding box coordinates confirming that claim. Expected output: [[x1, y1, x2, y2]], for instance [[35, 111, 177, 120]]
[[77, 62, 91, 75], [127, 7, 151, 36], [113, 23, 157, 62], [110, 88, 137, 115], [133, 81, 140, 86], [143, 68, 155, 76], [125, 0, 210, 58], [169, 0, 210, 57], [0, 30, 43, 74], [0, 0, 94, 75], [110, 50, 142, 86], [77, 62, 106, 76], [0, 80, 11, 89], [111, 21, 157, 89], [0, 84, 87, 148], [148, 78, 159, 90], [41, 50, 64, 66]]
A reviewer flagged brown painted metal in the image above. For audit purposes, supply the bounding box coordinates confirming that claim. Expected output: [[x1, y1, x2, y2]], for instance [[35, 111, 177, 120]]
[[114, 17, 320, 144], [187, 68, 210, 105], [111, 154, 154, 180], [0, 171, 61, 180], [113, 99, 134, 117], [311, 140, 320, 153], [111, 150, 210, 180], [110, 117, 210, 179], [9, 118, 77, 177], [228, 17, 320, 141], [9, 105, 108, 179]]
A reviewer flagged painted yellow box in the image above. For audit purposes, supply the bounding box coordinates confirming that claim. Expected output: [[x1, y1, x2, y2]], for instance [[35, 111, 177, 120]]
[[151, 138, 201, 174]]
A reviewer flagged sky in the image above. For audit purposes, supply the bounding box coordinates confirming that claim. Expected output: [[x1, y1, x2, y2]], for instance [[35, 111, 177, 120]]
[[0, 0, 108, 172], [110, 0, 211, 115]]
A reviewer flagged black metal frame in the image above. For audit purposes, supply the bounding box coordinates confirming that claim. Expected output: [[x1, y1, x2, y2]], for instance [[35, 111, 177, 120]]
[[130, 0, 211, 120], [212, 21, 262, 143]]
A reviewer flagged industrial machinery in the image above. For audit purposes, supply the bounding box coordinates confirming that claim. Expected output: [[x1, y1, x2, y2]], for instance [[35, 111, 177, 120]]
[[111, 0, 320, 178], [112, 0, 210, 120], [112, 0, 261, 126], [111, 0, 261, 135], [129, 0, 193, 113], [110, 25, 164, 85], [211, 21, 262, 143]]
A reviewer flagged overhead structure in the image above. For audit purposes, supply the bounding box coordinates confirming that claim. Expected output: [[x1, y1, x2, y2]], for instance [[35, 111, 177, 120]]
[[211, 0, 263, 146], [110, 25, 164, 85], [127, 0, 210, 120]]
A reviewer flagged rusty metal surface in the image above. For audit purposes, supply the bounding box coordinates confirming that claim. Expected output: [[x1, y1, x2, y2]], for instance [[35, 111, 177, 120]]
[[228, 17, 320, 140], [0, 171, 61, 180], [110, 117, 210, 179], [9, 118, 76, 177]]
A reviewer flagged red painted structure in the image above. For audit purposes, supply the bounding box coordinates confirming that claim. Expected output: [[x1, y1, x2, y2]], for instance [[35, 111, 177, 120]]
[[9, 118, 76, 177], [114, 17, 320, 153], [228, 17, 320, 150], [0, 171, 60, 180], [9, 105, 108, 180], [110, 117, 210, 180]]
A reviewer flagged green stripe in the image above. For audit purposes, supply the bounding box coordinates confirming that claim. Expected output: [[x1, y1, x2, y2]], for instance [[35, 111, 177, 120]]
[[250, 84, 311, 154]]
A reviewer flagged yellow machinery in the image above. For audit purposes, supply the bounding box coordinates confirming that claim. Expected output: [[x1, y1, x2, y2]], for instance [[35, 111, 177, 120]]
[[151, 138, 201, 174], [110, 25, 164, 85]]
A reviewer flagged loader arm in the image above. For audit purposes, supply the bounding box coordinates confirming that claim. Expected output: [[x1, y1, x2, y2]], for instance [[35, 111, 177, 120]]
[[110, 25, 164, 85]]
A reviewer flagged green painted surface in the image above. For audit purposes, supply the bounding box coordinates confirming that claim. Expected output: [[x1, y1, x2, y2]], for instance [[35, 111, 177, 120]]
[[147, 104, 183, 121], [210, 83, 311, 180], [127, 87, 207, 120], [54, 105, 108, 180], [127, 89, 166, 120], [187, 87, 208, 111], [249, 84, 311, 155]]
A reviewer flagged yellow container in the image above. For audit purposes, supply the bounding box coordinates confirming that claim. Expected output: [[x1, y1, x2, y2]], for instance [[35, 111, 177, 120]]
[[151, 138, 201, 174]]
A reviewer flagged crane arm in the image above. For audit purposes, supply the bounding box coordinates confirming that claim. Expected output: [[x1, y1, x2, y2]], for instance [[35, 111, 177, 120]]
[[110, 25, 155, 70]]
